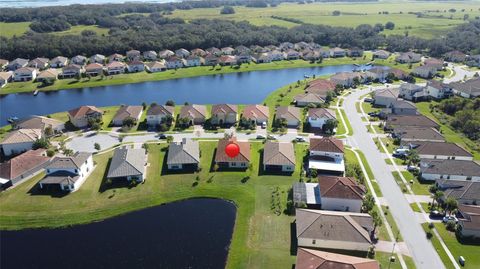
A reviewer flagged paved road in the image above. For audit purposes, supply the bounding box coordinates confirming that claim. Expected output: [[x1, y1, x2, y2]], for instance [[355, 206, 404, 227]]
[[343, 88, 445, 269], [444, 63, 477, 83]]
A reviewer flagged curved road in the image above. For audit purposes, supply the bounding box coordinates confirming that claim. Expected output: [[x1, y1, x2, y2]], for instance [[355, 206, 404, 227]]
[[343, 89, 445, 269]]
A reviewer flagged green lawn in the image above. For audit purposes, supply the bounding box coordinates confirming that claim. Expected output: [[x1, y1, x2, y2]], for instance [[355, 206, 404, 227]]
[[385, 158, 404, 166], [335, 109, 353, 137], [410, 202, 431, 213], [391, 172, 408, 193], [0, 21, 31, 38], [362, 101, 380, 114], [376, 251, 416, 269], [403, 171, 432, 196], [52, 25, 109, 36], [381, 205, 403, 242], [434, 223, 480, 269]]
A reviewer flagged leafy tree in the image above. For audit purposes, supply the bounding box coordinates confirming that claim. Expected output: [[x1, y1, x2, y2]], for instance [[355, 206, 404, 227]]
[[220, 6, 235, 15], [432, 190, 444, 208], [385, 21, 395, 30], [33, 138, 50, 149], [94, 143, 101, 150], [322, 119, 338, 134], [122, 117, 137, 128], [406, 149, 420, 166], [363, 193, 375, 212], [165, 100, 175, 106], [370, 208, 383, 234], [64, 148, 74, 156], [445, 197, 458, 215], [44, 126, 54, 137], [176, 117, 191, 129]]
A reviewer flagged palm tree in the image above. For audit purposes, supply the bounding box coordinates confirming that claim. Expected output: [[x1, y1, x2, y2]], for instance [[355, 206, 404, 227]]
[[406, 149, 420, 166], [445, 197, 458, 216], [432, 190, 444, 209]]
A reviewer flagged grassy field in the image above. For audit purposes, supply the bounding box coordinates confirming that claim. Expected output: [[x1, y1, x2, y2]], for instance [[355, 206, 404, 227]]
[[52, 25, 109, 36], [166, 2, 480, 39], [0, 22, 31, 38]]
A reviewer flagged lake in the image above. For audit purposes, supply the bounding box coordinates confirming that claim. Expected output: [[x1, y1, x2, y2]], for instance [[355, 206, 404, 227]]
[[0, 64, 370, 123], [0, 198, 237, 269]]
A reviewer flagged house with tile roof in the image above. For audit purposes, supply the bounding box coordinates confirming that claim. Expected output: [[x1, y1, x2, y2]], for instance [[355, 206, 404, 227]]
[[392, 126, 444, 143], [457, 205, 480, 239], [0, 71, 13, 88], [436, 179, 480, 205], [28, 57, 49, 70], [127, 60, 145, 73], [295, 248, 380, 269], [159, 49, 174, 59], [420, 159, 480, 181], [389, 100, 418, 115], [263, 141, 295, 173], [211, 104, 238, 126], [106, 61, 126, 75], [13, 67, 37, 81], [107, 147, 147, 183], [89, 54, 105, 64], [143, 50, 158, 61], [318, 176, 365, 212], [395, 51, 421, 63], [242, 105, 269, 125], [214, 136, 250, 169], [50, 56, 68, 68], [111, 105, 143, 126], [108, 53, 124, 62], [0, 129, 42, 156], [0, 149, 51, 187], [373, 88, 399, 107], [275, 106, 302, 127], [36, 68, 60, 82], [385, 115, 439, 131], [146, 104, 174, 127], [16, 115, 65, 134], [179, 105, 207, 125], [7, 58, 29, 71], [309, 137, 345, 175], [294, 93, 325, 107], [145, 61, 167, 73], [68, 105, 103, 128], [372, 49, 390, 59], [126, 49, 141, 61], [307, 108, 336, 129], [167, 138, 200, 170], [71, 55, 87, 65], [39, 152, 94, 192], [296, 209, 374, 251], [407, 141, 473, 161], [449, 78, 480, 99], [85, 63, 104, 76], [61, 64, 84, 78]]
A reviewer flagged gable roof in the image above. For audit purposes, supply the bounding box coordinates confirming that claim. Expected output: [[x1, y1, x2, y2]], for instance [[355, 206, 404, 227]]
[[107, 147, 146, 178], [211, 104, 237, 115], [393, 127, 444, 142], [215, 136, 250, 163], [106, 61, 126, 68], [68, 106, 103, 119], [449, 78, 480, 98], [242, 105, 269, 120], [436, 179, 480, 202], [147, 104, 174, 116], [1, 129, 42, 144], [296, 209, 373, 244], [0, 149, 50, 180], [390, 100, 417, 110], [263, 141, 295, 166], [112, 105, 143, 122], [410, 141, 472, 158], [386, 115, 439, 129], [167, 138, 200, 165], [308, 108, 336, 119], [375, 88, 399, 99], [294, 93, 325, 103], [17, 116, 64, 131], [47, 152, 91, 170], [85, 63, 104, 70], [421, 159, 480, 177], [37, 68, 60, 79], [180, 105, 207, 119], [319, 176, 365, 200], [296, 248, 380, 269], [146, 61, 166, 69], [276, 106, 301, 121], [310, 137, 344, 153]]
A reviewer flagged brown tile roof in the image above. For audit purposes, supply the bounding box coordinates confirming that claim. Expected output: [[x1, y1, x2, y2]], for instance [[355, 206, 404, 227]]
[[458, 205, 480, 230], [318, 176, 365, 200], [17, 116, 64, 131], [215, 136, 250, 163], [394, 127, 444, 142], [308, 108, 336, 119], [85, 63, 104, 70], [37, 68, 60, 79], [211, 104, 237, 115], [1, 129, 42, 144], [147, 104, 174, 116], [242, 105, 269, 120], [180, 105, 207, 119], [0, 71, 13, 81], [296, 248, 380, 269], [263, 141, 295, 166], [0, 149, 50, 180], [386, 115, 439, 129], [68, 106, 103, 119], [276, 106, 301, 121], [112, 105, 143, 122], [294, 93, 325, 103], [375, 88, 399, 98], [106, 61, 126, 68], [310, 137, 344, 153]]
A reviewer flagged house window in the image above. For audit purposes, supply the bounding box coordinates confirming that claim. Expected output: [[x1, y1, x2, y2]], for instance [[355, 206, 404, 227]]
[[466, 177, 472, 181], [47, 169, 50, 174], [312, 240, 316, 245], [241, 163, 246, 167], [74, 169, 78, 173], [452, 157, 455, 160], [231, 162, 236, 167]]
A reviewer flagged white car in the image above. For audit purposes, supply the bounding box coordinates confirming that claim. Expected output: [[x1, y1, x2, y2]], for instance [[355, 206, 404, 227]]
[[261, 122, 267, 129], [295, 136, 306, 142], [442, 215, 458, 223], [256, 135, 266, 140]]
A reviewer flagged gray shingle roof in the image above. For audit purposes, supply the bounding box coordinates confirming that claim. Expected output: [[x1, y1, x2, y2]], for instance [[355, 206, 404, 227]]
[[167, 139, 200, 165], [436, 179, 480, 202], [421, 159, 480, 177], [47, 152, 91, 170], [107, 147, 146, 178]]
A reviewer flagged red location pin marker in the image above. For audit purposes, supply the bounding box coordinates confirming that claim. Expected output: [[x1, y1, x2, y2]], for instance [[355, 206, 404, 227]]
[[225, 142, 240, 158]]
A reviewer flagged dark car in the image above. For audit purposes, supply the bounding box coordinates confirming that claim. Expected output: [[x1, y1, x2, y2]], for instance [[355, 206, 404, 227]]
[[364, 98, 374, 103], [158, 134, 167, 139], [368, 112, 378, 117], [430, 210, 444, 219]]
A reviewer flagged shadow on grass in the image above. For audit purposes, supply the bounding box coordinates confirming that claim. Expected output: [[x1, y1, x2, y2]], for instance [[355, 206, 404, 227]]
[[160, 149, 198, 176], [98, 158, 142, 193], [290, 221, 297, 256], [27, 183, 69, 198]]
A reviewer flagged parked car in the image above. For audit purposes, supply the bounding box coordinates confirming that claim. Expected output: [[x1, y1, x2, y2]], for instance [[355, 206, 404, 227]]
[[261, 122, 267, 129], [459, 256, 465, 266], [393, 148, 409, 158], [407, 165, 419, 172], [267, 135, 276, 140], [368, 112, 378, 117], [157, 134, 167, 139], [430, 210, 444, 218], [443, 215, 458, 223], [295, 136, 306, 142], [256, 134, 266, 140], [364, 97, 373, 103]]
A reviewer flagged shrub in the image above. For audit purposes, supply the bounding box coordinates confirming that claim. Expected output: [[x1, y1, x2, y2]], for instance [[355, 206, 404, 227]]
[[94, 143, 101, 150], [220, 6, 235, 14]]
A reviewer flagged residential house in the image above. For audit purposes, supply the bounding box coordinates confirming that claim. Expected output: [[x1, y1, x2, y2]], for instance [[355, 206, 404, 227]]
[[252, 53, 272, 64], [330, 47, 346, 58], [236, 51, 252, 63], [71, 55, 87, 65], [179, 105, 207, 125], [285, 49, 300, 60], [275, 106, 302, 127], [407, 141, 473, 161], [0, 149, 51, 187], [318, 176, 366, 212], [301, 50, 321, 61], [385, 115, 439, 131], [159, 50, 174, 59], [398, 83, 426, 101], [373, 88, 399, 107], [364, 67, 389, 82], [392, 127, 445, 143], [262, 141, 295, 173], [218, 55, 237, 66], [250, 45, 268, 53], [204, 54, 219, 66], [449, 78, 480, 99], [466, 55, 480, 68], [457, 205, 480, 239], [16, 115, 64, 134], [294, 41, 310, 51], [89, 54, 105, 64], [61, 64, 84, 78], [108, 53, 124, 62], [424, 80, 451, 100], [28, 57, 49, 70], [107, 147, 147, 183], [279, 42, 294, 51], [318, 48, 331, 58], [49, 56, 68, 68], [146, 104, 174, 127], [36, 68, 60, 82], [175, 48, 190, 58], [294, 93, 325, 107], [242, 105, 269, 125], [166, 138, 200, 170], [7, 58, 29, 71], [330, 72, 361, 87], [126, 49, 141, 61], [305, 79, 337, 97], [165, 56, 185, 69], [190, 48, 207, 57], [436, 179, 480, 205], [389, 100, 418, 115], [347, 47, 364, 57], [13, 67, 37, 82], [395, 52, 422, 63], [444, 51, 467, 63], [206, 47, 221, 56], [143, 50, 158, 61], [420, 159, 480, 181], [373, 49, 390, 59], [234, 45, 250, 55], [0, 129, 42, 156], [270, 50, 286, 61], [0, 59, 9, 70], [39, 152, 94, 192], [295, 248, 380, 269], [309, 137, 345, 175], [0, 71, 13, 88], [85, 63, 104, 76], [106, 61, 126, 75], [424, 58, 445, 70], [211, 104, 238, 125], [68, 105, 103, 128], [221, 47, 234, 55], [185, 55, 204, 67], [307, 108, 336, 129], [214, 136, 250, 169], [111, 105, 143, 126], [145, 61, 167, 72], [388, 68, 408, 80], [127, 60, 145, 73], [296, 209, 374, 252], [412, 65, 437, 79]]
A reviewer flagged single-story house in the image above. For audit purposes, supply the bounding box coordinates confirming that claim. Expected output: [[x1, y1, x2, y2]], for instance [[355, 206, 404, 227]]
[[347, 47, 364, 57], [108, 53, 124, 62], [424, 58, 445, 70], [143, 50, 158, 61], [107, 147, 147, 183], [39, 152, 93, 192], [318, 176, 365, 212], [68, 105, 103, 128], [294, 93, 325, 107], [71, 55, 87, 65], [389, 100, 418, 115], [236, 51, 252, 63], [146, 104, 174, 127], [285, 49, 300, 60], [0, 149, 51, 187], [36, 68, 60, 82], [269, 50, 285, 61], [211, 104, 238, 125], [444, 51, 467, 63], [127, 60, 145, 73], [214, 136, 250, 169], [420, 159, 480, 181], [296, 209, 374, 252], [449, 78, 480, 99], [407, 141, 473, 161], [111, 105, 143, 126], [179, 105, 207, 125], [436, 179, 480, 205], [190, 48, 207, 57], [242, 105, 269, 125], [252, 53, 272, 64], [0, 71, 13, 88], [309, 137, 345, 175], [159, 49, 174, 59], [145, 61, 167, 72], [126, 49, 141, 61], [28, 57, 49, 69], [330, 47, 346, 58], [49, 56, 68, 68], [206, 47, 221, 56], [13, 67, 37, 82], [373, 88, 399, 107], [275, 106, 302, 127], [373, 49, 391, 59], [295, 248, 380, 269], [218, 55, 237, 66], [412, 65, 438, 79], [175, 48, 190, 58], [106, 61, 126, 75], [385, 115, 439, 131], [85, 63, 104, 76], [395, 51, 422, 63], [16, 115, 65, 134], [263, 141, 295, 173], [61, 64, 84, 78], [204, 54, 219, 65], [89, 54, 105, 64], [457, 205, 480, 239], [7, 58, 29, 71], [392, 126, 444, 143], [0, 129, 42, 156], [167, 138, 200, 170], [307, 108, 336, 129]]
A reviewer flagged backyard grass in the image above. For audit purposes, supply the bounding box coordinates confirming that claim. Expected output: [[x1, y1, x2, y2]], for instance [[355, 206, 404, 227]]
[[52, 25, 109, 36], [421, 223, 459, 269], [0, 21, 31, 38], [381, 205, 403, 242]]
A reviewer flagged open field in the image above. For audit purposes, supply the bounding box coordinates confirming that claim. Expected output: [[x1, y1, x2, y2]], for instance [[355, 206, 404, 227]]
[[166, 2, 480, 39], [52, 25, 109, 36], [0, 22, 31, 38]]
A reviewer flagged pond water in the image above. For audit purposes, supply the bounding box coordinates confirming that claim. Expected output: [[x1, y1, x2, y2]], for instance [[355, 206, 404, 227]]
[[0, 65, 371, 124], [0, 198, 237, 269]]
